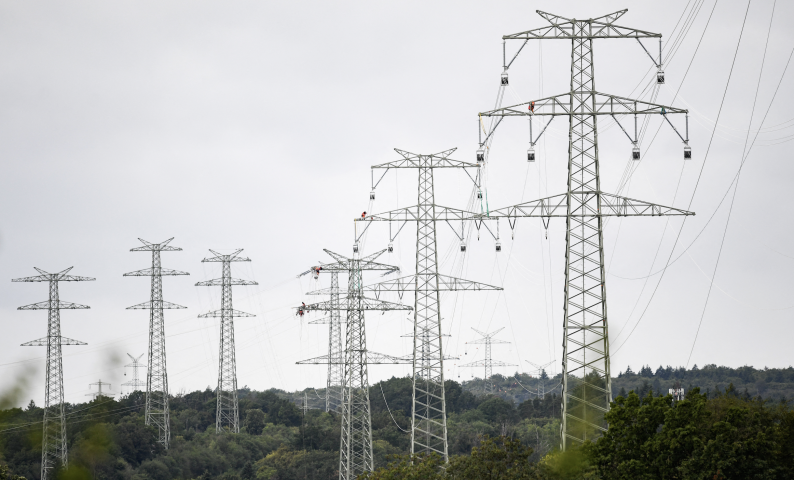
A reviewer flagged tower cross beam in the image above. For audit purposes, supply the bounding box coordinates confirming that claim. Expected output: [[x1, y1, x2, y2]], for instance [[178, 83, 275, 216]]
[[505, 10, 658, 40]]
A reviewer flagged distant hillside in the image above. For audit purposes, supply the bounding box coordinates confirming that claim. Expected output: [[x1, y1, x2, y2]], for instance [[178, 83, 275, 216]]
[[1, 364, 791, 479]]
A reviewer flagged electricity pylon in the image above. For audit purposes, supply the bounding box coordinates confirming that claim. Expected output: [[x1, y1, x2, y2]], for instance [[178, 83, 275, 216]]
[[460, 327, 516, 393], [196, 249, 258, 434], [477, 9, 694, 449], [125, 238, 188, 449], [14, 267, 94, 480], [297, 266, 344, 412], [299, 249, 412, 480], [526, 359, 555, 398], [122, 354, 146, 394], [356, 148, 502, 461], [87, 380, 113, 400]]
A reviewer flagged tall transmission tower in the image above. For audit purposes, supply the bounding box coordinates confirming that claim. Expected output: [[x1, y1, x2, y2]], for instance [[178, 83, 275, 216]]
[[125, 238, 188, 449], [122, 354, 146, 394], [460, 327, 516, 394], [526, 359, 555, 399], [296, 266, 344, 412], [356, 148, 502, 461], [14, 267, 94, 480], [87, 380, 114, 400], [476, 9, 694, 449], [196, 249, 258, 434], [300, 249, 412, 480]]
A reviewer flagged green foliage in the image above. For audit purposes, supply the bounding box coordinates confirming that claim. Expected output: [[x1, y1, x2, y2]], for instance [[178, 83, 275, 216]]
[[244, 410, 266, 436], [0, 464, 25, 480], [446, 435, 537, 479], [3, 367, 792, 480], [359, 452, 446, 480], [589, 386, 794, 479], [363, 436, 539, 480]]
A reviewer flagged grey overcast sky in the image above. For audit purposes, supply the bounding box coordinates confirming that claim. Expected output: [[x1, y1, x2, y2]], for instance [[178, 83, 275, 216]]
[[1, 0, 793, 407]]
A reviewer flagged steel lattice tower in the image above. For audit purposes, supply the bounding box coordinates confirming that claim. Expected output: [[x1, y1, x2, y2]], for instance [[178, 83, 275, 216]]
[[125, 238, 188, 449], [526, 359, 555, 399], [14, 267, 94, 480], [477, 9, 694, 448], [122, 354, 146, 394], [356, 148, 502, 461], [300, 249, 411, 480], [297, 267, 345, 412], [460, 328, 516, 394], [196, 249, 258, 433], [87, 380, 113, 400]]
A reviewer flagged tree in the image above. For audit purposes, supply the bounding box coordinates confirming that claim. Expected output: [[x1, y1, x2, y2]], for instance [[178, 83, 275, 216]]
[[244, 409, 266, 435], [446, 435, 536, 479], [0, 465, 25, 480], [477, 397, 518, 424], [363, 436, 538, 480], [589, 387, 794, 479]]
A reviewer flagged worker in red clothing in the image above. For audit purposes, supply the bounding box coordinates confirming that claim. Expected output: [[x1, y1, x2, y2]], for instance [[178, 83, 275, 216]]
[[361, 211, 367, 219], [529, 101, 535, 113], [296, 302, 306, 317]]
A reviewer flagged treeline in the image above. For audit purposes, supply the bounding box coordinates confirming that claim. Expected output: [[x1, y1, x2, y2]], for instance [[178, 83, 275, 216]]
[[614, 363, 794, 401], [2, 363, 793, 479], [368, 386, 794, 479], [0, 378, 556, 480]]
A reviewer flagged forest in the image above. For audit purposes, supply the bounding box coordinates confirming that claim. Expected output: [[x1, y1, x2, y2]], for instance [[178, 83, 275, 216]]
[[1, 364, 793, 479]]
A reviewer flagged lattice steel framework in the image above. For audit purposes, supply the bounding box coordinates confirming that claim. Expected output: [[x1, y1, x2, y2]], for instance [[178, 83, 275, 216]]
[[125, 238, 188, 449], [196, 249, 258, 433], [477, 9, 693, 449], [122, 353, 146, 394], [14, 267, 94, 480], [297, 267, 344, 412], [356, 148, 502, 461], [459, 328, 515, 394], [300, 249, 411, 480], [87, 380, 113, 400]]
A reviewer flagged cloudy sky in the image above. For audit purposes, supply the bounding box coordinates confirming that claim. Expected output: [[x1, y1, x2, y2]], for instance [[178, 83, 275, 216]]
[[1, 0, 792, 407]]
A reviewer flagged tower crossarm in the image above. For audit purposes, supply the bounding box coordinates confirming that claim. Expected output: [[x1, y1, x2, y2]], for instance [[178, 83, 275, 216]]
[[357, 205, 479, 223], [199, 309, 255, 318], [372, 148, 479, 170], [22, 336, 87, 346], [124, 268, 189, 276], [297, 351, 411, 365], [18, 300, 90, 310], [474, 192, 694, 223], [306, 274, 502, 296], [479, 92, 686, 118], [126, 300, 187, 310], [12, 267, 95, 283], [130, 238, 182, 252], [195, 278, 258, 286], [307, 316, 348, 324], [504, 9, 658, 40], [323, 248, 398, 271], [201, 249, 251, 262], [301, 296, 412, 312]]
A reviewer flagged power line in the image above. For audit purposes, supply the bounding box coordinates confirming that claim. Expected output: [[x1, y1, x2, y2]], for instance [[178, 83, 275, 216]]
[[687, 0, 776, 368]]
